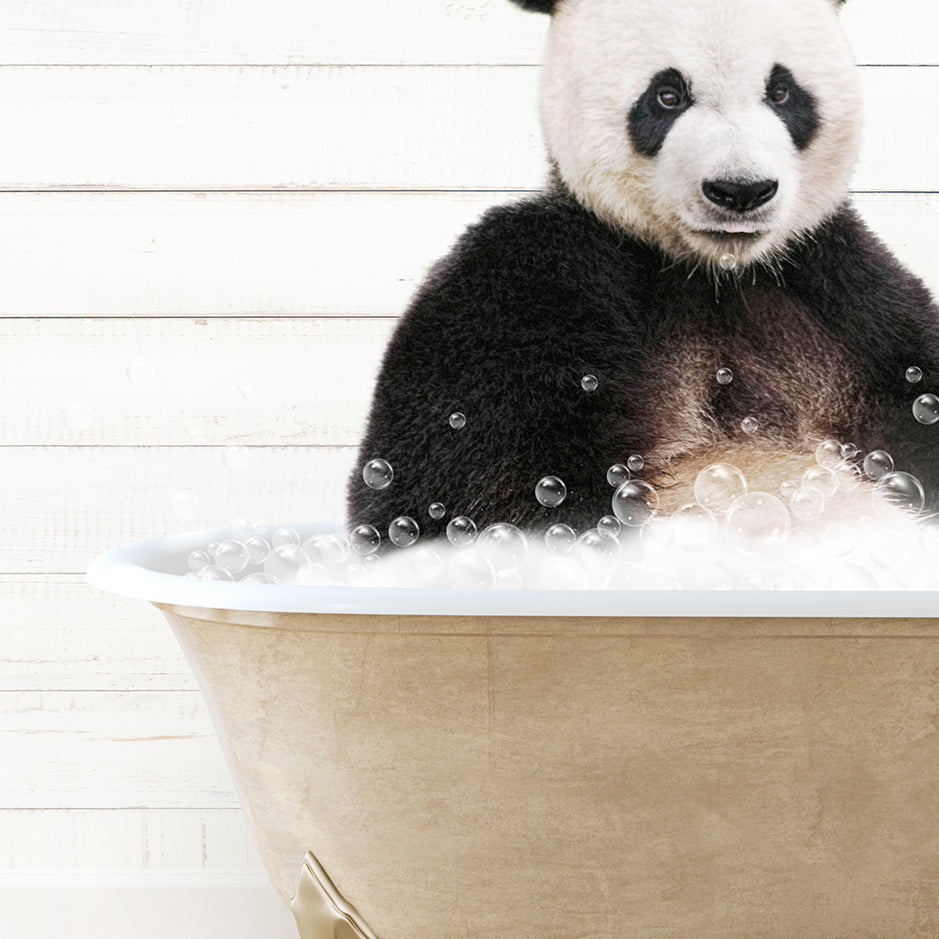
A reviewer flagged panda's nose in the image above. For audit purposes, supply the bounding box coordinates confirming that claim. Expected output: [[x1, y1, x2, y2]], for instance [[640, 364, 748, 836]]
[[702, 178, 778, 213]]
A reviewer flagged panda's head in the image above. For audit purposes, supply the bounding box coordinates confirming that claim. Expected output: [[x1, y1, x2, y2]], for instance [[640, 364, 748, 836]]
[[512, 0, 862, 271]]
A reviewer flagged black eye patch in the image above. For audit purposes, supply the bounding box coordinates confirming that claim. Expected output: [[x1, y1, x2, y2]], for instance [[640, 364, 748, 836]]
[[627, 68, 693, 158], [764, 64, 819, 151]]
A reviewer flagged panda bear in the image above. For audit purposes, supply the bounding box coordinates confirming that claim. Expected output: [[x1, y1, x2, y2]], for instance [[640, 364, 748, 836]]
[[347, 0, 939, 543]]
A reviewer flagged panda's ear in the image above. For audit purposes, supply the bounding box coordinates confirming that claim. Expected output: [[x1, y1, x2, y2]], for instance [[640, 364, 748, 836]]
[[508, 0, 562, 13]]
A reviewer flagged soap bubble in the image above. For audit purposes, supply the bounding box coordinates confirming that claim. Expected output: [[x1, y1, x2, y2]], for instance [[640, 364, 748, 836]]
[[606, 464, 630, 487], [294, 561, 331, 586], [716, 367, 733, 385], [187, 549, 210, 573], [694, 463, 747, 516], [719, 253, 737, 271], [64, 400, 93, 431], [535, 475, 567, 507], [912, 393, 939, 425], [790, 486, 825, 521], [863, 449, 894, 480], [125, 357, 153, 385], [428, 502, 446, 520], [724, 491, 791, 556], [263, 544, 306, 584], [832, 461, 861, 491], [222, 444, 248, 471], [449, 412, 466, 430], [597, 515, 622, 537], [448, 551, 496, 589], [801, 465, 837, 500], [362, 458, 394, 490], [544, 523, 576, 555], [741, 416, 759, 435], [627, 454, 644, 472], [574, 529, 621, 567], [780, 480, 798, 500], [229, 517, 254, 540], [198, 565, 234, 581], [672, 503, 717, 552], [611, 479, 659, 528], [244, 534, 271, 564], [494, 570, 525, 590], [906, 366, 923, 383], [841, 442, 858, 460], [349, 524, 381, 556], [874, 472, 925, 519], [215, 539, 249, 575], [207, 542, 220, 558], [815, 439, 843, 468], [240, 572, 269, 584], [306, 533, 349, 566], [477, 523, 529, 572], [389, 516, 420, 548], [581, 374, 598, 392], [446, 515, 477, 547], [410, 547, 443, 583], [272, 526, 301, 548], [171, 489, 199, 522]]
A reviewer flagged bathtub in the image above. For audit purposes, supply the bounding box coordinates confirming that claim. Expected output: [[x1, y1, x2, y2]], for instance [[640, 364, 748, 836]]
[[89, 523, 939, 938]]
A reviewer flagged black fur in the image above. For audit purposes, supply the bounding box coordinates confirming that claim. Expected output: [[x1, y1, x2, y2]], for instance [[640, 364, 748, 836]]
[[628, 69, 694, 158], [507, 0, 561, 13], [765, 64, 819, 151], [348, 180, 939, 535]]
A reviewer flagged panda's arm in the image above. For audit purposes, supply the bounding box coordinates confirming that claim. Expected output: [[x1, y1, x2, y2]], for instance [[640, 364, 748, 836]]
[[791, 204, 939, 508], [346, 197, 648, 538]]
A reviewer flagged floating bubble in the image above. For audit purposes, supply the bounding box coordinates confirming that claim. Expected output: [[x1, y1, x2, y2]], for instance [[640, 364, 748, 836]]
[[229, 517, 254, 540], [640, 520, 674, 554], [780, 480, 798, 500], [428, 502, 446, 520], [294, 561, 331, 586], [874, 472, 925, 519], [171, 489, 199, 522], [716, 367, 733, 385], [198, 565, 234, 581], [741, 416, 759, 435], [790, 486, 825, 521], [240, 572, 269, 585], [449, 412, 467, 430], [494, 570, 525, 590], [606, 463, 630, 487], [446, 515, 477, 547], [344, 563, 368, 587], [906, 366, 923, 384], [477, 523, 529, 572], [719, 253, 737, 271], [264, 544, 305, 584], [627, 454, 644, 472], [272, 526, 301, 548], [815, 439, 843, 468], [832, 461, 862, 492], [362, 458, 394, 490], [64, 400, 93, 432], [802, 465, 837, 500], [694, 463, 747, 516], [535, 475, 567, 507], [597, 515, 622, 537], [410, 547, 443, 583], [222, 444, 248, 471], [187, 549, 210, 573], [349, 524, 381, 556], [125, 357, 153, 385], [724, 491, 791, 556], [611, 479, 659, 528], [215, 539, 249, 575], [581, 374, 598, 392], [389, 516, 420, 548], [863, 449, 894, 481], [307, 533, 350, 566], [544, 523, 577, 555], [207, 542, 220, 558], [841, 442, 858, 460], [672, 503, 717, 552], [912, 393, 939, 425], [244, 534, 271, 564], [574, 529, 621, 568]]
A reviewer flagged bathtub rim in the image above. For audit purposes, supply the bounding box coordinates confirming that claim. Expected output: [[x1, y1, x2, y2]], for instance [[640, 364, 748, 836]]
[[87, 522, 939, 618]]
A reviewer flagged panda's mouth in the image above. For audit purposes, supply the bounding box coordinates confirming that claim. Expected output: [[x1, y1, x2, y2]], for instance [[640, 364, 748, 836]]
[[700, 229, 766, 244]]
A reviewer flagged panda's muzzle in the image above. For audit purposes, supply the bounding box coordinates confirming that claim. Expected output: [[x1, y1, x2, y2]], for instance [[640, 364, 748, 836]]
[[702, 178, 778, 214]]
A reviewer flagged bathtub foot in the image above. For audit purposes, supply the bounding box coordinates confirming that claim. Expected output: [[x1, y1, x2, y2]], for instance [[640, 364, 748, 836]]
[[290, 851, 381, 939]]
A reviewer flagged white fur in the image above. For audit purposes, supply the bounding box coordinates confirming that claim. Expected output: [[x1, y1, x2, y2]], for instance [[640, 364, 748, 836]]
[[540, 0, 863, 268]]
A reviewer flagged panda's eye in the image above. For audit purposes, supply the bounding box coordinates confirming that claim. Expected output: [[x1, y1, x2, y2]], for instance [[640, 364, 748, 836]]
[[656, 86, 683, 109], [770, 83, 790, 105]]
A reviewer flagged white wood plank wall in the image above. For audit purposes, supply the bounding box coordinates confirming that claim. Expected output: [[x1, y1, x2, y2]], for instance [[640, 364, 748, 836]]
[[0, 1, 937, 936]]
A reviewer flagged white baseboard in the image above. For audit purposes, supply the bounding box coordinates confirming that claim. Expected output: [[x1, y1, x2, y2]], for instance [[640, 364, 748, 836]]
[[0, 873, 298, 939]]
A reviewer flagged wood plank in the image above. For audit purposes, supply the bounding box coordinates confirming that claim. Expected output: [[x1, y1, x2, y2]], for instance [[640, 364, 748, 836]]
[[0, 691, 238, 809], [1, 317, 393, 446], [0, 446, 356, 573], [0, 0, 933, 66], [0, 191, 934, 320], [0, 66, 934, 191], [0, 577, 196, 692], [0, 808, 263, 871]]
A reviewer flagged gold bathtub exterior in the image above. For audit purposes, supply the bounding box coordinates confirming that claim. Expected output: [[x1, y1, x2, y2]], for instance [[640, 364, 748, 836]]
[[158, 604, 939, 938]]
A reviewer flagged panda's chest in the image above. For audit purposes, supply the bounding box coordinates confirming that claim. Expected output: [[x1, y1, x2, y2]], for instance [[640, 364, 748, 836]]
[[636, 284, 871, 459]]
